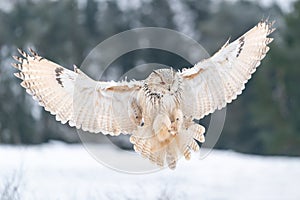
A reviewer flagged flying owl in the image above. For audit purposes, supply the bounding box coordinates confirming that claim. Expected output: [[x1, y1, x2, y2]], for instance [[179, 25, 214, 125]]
[[12, 20, 274, 169]]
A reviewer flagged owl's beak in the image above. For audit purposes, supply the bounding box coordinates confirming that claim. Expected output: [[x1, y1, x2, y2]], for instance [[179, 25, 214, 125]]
[[140, 118, 145, 126]]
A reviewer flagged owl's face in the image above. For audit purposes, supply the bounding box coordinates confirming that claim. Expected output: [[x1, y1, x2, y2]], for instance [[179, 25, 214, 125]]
[[144, 68, 182, 98]]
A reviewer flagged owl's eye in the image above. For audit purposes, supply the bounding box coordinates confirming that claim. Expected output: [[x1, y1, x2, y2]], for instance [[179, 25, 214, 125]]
[[160, 81, 166, 85]]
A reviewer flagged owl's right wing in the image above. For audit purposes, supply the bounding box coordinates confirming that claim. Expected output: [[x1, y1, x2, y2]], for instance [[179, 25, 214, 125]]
[[179, 20, 275, 120], [13, 49, 142, 135]]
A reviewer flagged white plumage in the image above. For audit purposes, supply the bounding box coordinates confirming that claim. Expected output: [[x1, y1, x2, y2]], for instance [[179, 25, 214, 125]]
[[13, 20, 275, 169]]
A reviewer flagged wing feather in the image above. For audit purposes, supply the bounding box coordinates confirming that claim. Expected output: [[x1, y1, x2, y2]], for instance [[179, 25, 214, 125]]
[[180, 20, 275, 119], [13, 49, 142, 135]]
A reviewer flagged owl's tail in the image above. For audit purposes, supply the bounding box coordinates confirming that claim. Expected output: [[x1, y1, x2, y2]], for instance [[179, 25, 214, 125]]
[[130, 123, 205, 169]]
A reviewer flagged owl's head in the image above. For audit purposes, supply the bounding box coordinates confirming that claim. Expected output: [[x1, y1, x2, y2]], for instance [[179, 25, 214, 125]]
[[144, 68, 182, 97]]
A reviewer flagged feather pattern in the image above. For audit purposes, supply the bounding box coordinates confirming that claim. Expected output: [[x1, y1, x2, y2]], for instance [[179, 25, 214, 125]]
[[13, 49, 142, 135], [180, 20, 275, 119]]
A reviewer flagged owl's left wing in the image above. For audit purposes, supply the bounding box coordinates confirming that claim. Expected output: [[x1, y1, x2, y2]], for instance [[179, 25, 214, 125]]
[[13, 49, 142, 135], [179, 20, 275, 120]]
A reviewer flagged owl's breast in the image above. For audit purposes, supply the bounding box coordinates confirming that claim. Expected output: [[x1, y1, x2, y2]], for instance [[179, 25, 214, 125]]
[[160, 94, 179, 112]]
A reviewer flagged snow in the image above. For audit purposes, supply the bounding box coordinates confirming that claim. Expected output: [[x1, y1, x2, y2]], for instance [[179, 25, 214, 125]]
[[1, 142, 300, 200]]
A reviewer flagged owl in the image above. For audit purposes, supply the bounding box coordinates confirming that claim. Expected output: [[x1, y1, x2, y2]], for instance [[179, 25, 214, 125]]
[[12, 20, 274, 169]]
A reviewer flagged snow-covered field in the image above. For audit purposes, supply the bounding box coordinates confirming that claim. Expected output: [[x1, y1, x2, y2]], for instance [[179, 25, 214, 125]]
[[1, 142, 300, 200]]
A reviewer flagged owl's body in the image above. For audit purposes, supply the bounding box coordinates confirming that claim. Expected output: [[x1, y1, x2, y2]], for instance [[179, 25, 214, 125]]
[[130, 69, 203, 168], [12, 20, 275, 169]]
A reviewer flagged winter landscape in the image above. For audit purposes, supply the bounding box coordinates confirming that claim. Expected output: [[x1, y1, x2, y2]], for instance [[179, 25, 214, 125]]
[[1, 0, 300, 199]]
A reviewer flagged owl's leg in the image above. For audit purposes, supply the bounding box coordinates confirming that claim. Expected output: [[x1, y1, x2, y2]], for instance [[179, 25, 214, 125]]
[[175, 119, 205, 161], [170, 109, 183, 134], [152, 113, 172, 142]]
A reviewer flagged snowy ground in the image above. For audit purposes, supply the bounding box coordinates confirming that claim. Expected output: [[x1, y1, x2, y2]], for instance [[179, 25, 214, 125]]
[[1, 142, 300, 200]]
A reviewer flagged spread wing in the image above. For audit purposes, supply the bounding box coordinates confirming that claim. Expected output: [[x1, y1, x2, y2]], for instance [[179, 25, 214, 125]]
[[12, 49, 142, 135], [179, 20, 275, 119]]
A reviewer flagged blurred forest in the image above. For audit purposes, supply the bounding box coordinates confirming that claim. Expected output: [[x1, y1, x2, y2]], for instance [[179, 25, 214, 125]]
[[0, 0, 299, 156]]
